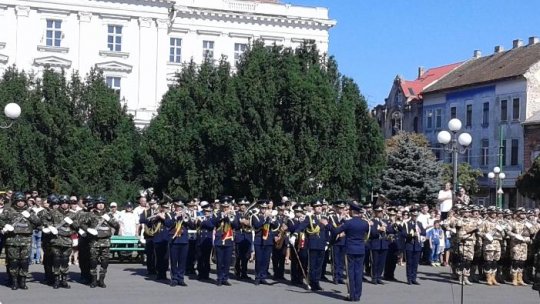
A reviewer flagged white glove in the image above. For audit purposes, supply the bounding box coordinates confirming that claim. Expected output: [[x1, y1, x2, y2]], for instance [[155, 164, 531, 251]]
[[495, 225, 503, 232], [289, 236, 296, 245], [21, 211, 31, 218], [87, 228, 98, 236], [524, 237, 531, 243], [140, 237, 146, 245], [4, 224, 14, 232], [50, 226, 58, 235], [78, 228, 87, 237], [525, 222, 533, 229], [42, 227, 51, 234], [64, 217, 74, 225], [102, 214, 111, 222], [515, 235, 524, 241], [485, 233, 493, 242]]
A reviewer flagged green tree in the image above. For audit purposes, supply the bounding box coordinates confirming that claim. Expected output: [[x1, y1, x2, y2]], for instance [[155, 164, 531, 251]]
[[442, 163, 483, 195], [516, 156, 540, 200], [379, 132, 443, 204]]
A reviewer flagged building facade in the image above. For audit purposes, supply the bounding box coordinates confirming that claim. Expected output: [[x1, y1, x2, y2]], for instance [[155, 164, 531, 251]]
[[421, 39, 540, 208], [0, 0, 335, 127]]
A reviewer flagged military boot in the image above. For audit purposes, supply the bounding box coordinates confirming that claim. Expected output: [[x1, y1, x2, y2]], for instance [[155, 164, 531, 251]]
[[60, 275, 71, 289], [90, 275, 97, 288], [18, 276, 28, 290], [518, 273, 528, 286], [512, 273, 518, 286], [10, 276, 18, 290], [53, 275, 60, 289], [486, 273, 493, 286], [98, 274, 107, 288]]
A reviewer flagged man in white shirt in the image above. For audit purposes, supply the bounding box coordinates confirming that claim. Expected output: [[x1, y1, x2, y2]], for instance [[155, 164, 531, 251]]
[[119, 203, 138, 236], [438, 182, 453, 221]]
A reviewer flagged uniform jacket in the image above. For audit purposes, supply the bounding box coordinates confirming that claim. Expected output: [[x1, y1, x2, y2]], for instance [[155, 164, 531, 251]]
[[330, 216, 370, 255]]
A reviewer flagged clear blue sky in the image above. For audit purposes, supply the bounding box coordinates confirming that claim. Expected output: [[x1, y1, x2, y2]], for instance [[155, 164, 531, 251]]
[[288, 0, 540, 107]]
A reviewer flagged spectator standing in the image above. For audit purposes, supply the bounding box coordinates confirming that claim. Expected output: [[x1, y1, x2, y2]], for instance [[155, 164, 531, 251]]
[[119, 203, 138, 236], [456, 187, 471, 205], [31, 197, 44, 264], [438, 183, 453, 220], [427, 220, 444, 266]]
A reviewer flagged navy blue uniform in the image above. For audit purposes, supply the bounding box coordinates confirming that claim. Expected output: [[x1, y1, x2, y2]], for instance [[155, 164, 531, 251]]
[[332, 216, 370, 302], [165, 213, 195, 285], [212, 213, 239, 285], [271, 217, 288, 280], [234, 212, 253, 280], [402, 220, 426, 284], [329, 214, 346, 283], [288, 217, 308, 285], [148, 213, 170, 280], [369, 218, 394, 283], [384, 220, 400, 281], [196, 215, 215, 280], [294, 214, 330, 290], [139, 209, 157, 276], [252, 213, 278, 283]]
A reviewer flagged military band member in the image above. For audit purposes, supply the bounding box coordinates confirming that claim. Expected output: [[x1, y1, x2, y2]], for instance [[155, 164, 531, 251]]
[[139, 199, 158, 277], [185, 199, 199, 276], [291, 200, 330, 291], [234, 198, 253, 280], [369, 206, 394, 285], [196, 201, 215, 281], [288, 204, 308, 286], [329, 200, 347, 284], [166, 199, 194, 286], [403, 209, 426, 285], [212, 197, 238, 286], [0, 192, 41, 290], [43, 194, 79, 289], [252, 199, 278, 285], [384, 207, 400, 281], [150, 201, 171, 281], [272, 203, 288, 281], [329, 200, 370, 302], [80, 196, 119, 288]]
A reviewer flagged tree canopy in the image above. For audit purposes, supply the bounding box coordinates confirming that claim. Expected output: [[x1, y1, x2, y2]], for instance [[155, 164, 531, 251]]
[[516, 156, 540, 200]]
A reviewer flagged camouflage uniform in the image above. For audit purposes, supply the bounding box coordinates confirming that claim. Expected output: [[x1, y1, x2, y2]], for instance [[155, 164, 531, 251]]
[[80, 205, 119, 288], [507, 209, 532, 286], [498, 211, 513, 283], [524, 214, 540, 284], [37, 206, 54, 285], [479, 210, 504, 286], [0, 199, 41, 290], [44, 203, 78, 289], [456, 212, 477, 285], [532, 230, 540, 295]]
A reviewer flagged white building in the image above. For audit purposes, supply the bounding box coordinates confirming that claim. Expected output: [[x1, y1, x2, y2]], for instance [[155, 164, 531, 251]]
[[0, 0, 335, 127]]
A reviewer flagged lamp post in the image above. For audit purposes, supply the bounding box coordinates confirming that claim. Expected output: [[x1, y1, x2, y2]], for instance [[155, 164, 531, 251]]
[[437, 118, 472, 202], [0, 103, 21, 129], [488, 166, 506, 208]]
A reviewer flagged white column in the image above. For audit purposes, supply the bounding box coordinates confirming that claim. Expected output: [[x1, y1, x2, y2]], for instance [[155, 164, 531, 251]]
[[136, 17, 156, 119], [154, 18, 169, 112], [77, 12, 92, 72], [14, 6, 30, 64]]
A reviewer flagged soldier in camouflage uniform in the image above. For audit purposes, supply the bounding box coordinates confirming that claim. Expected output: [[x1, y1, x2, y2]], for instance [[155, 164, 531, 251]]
[[77, 195, 94, 284], [523, 211, 539, 284], [479, 206, 504, 286], [42, 195, 79, 289], [532, 225, 540, 295], [79, 195, 119, 288], [0, 192, 41, 290], [470, 206, 484, 282], [37, 194, 59, 285], [507, 207, 532, 286], [456, 206, 477, 285], [497, 209, 513, 283]]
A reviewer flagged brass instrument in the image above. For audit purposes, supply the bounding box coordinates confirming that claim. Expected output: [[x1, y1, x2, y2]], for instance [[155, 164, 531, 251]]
[[274, 222, 288, 250]]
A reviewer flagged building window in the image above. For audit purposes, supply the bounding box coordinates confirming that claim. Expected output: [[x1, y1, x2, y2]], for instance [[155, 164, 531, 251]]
[[107, 25, 122, 52], [106, 76, 121, 96], [46, 19, 62, 47], [203, 40, 214, 60], [435, 109, 442, 129], [466, 104, 472, 127], [234, 43, 248, 65], [500, 99, 507, 122], [511, 139, 519, 166], [169, 38, 182, 63], [512, 98, 520, 120], [501, 139, 506, 166], [450, 106, 457, 119], [426, 110, 433, 129], [481, 139, 489, 166], [482, 102, 489, 127]]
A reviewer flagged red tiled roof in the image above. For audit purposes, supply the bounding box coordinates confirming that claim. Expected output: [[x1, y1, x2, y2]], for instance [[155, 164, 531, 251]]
[[400, 62, 462, 102]]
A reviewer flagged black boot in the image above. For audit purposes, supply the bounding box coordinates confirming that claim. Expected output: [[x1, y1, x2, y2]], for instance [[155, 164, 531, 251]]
[[18, 276, 28, 290], [53, 275, 60, 289], [10, 276, 18, 290], [60, 275, 71, 289], [98, 274, 107, 288], [90, 275, 97, 288]]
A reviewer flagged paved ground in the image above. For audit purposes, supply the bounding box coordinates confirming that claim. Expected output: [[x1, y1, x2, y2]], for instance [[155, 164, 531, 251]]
[[0, 261, 538, 304]]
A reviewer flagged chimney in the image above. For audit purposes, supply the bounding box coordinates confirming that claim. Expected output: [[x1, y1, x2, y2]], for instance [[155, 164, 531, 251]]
[[529, 36, 539, 45], [513, 39, 523, 49], [473, 50, 481, 58], [494, 45, 504, 53], [418, 66, 425, 79]]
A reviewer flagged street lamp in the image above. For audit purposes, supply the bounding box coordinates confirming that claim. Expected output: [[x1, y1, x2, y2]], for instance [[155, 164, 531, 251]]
[[488, 166, 506, 208], [437, 118, 472, 202], [0, 103, 21, 129]]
